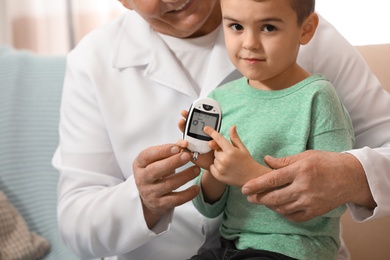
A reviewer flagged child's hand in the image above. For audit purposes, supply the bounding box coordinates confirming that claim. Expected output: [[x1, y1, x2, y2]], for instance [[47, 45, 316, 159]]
[[175, 139, 215, 170], [203, 125, 272, 187], [177, 110, 188, 134]]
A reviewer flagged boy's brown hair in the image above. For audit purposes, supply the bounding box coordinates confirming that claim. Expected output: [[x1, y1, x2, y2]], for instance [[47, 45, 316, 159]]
[[289, 0, 316, 25]]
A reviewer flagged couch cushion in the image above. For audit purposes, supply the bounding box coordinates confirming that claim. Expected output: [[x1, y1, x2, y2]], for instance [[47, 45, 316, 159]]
[[0, 190, 50, 259], [0, 47, 80, 260]]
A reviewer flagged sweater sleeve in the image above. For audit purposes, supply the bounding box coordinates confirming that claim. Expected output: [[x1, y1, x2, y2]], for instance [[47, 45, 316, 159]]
[[307, 82, 355, 153], [192, 174, 228, 219]]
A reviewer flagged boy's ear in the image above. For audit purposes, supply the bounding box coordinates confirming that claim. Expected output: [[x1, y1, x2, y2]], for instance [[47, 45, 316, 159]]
[[300, 12, 319, 45]]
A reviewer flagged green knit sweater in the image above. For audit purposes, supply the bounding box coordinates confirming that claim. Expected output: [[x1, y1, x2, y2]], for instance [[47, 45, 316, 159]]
[[193, 74, 355, 260]]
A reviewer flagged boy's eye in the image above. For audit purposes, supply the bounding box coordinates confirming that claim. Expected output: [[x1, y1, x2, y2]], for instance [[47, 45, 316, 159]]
[[229, 23, 244, 31], [262, 24, 276, 32]]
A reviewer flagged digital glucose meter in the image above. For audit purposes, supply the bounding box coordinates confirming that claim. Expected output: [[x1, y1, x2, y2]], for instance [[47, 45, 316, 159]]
[[183, 97, 222, 160]]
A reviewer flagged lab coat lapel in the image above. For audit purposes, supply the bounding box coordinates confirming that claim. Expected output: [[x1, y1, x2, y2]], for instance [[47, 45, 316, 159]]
[[146, 33, 198, 98], [112, 13, 197, 98], [112, 13, 237, 98]]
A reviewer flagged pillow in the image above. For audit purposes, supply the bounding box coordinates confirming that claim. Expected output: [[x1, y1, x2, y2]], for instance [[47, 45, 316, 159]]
[[0, 191, 50, 260]]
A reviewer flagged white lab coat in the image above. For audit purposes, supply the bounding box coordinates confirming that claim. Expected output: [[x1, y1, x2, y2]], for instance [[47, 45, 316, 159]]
[[53, 10, 390, 260]]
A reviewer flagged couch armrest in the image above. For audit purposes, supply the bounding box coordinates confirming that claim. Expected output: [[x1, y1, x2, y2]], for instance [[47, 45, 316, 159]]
[[355, 44, 390, 92]]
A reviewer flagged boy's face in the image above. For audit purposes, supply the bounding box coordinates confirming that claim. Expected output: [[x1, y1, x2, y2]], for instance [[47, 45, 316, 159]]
[[119, 0, 221, 38], [221, 0, 309, 89]]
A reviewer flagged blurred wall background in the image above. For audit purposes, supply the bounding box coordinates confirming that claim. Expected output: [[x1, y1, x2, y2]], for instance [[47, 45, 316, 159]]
[[0, 0, 389, 55], [0, 0, 125, 55], [316, 0, 390, 46]]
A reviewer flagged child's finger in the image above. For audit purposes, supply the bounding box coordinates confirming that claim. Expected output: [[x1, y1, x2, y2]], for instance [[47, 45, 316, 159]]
[[178, 118, 186, 133], [178, 110, 188, 133], [181, 110, 188, 118], [229, 126, 246, 150], [203, 126, 231, 151], [208, 140, 221, 150]]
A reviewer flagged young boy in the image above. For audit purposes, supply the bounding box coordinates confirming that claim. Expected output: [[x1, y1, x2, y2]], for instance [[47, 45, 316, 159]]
[[179, 0, 354, 259]]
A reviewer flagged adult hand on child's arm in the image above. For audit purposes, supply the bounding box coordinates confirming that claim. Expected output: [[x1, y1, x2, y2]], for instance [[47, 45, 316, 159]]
[[204, 125, 272, 187], [241, 150, 376, 222]]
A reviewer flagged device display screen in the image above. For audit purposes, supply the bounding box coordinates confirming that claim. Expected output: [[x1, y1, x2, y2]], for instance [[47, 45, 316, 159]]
[[188, 109, 219, 141]]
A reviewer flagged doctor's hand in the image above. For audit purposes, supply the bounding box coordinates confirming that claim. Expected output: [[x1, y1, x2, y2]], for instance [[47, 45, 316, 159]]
[[241, 150, 376, 222], [203, 126, 272, 187], [133, 144, 200, 229]]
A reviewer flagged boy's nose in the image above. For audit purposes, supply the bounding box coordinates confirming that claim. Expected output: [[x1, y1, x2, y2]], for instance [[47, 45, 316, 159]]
[[243, 33, 261, 51]]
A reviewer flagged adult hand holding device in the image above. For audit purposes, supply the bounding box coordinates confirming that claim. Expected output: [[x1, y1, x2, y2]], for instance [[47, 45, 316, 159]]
[[133, 144, 201, 229]]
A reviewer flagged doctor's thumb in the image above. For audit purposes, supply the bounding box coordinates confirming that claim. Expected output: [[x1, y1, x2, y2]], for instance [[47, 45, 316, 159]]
[[264, 154, 297, 170]]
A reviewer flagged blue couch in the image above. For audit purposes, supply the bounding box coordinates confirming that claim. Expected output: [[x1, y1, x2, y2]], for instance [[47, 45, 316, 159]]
[[0, 46, 81, 260]]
